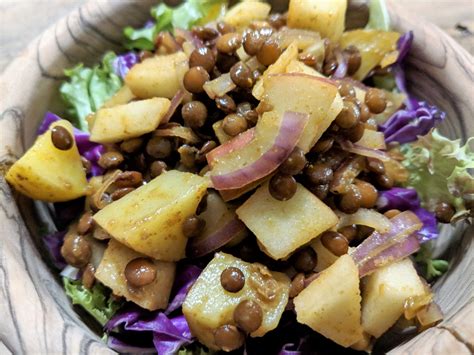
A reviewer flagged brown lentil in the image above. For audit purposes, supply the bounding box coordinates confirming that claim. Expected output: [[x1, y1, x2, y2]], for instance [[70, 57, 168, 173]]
[[338, 225, 358, 242], [150, 160, 167, 178], [435, 202, 455, 223], [146, 137, 172, 159], [268, 13, 287, 29], [298, 53, 318, 67], [343, 122, 365, 142], [192, 26, 219, 41], [323, 59, 338, 76], [359, 102, 371, 122], [280, 147, 307, 175], [217, 22, 235, 35], [335, 100, 360, 129], [311, 138, 334, 154], [222, 113, 248, 136], [292, 247, 318, 273], [81, 156, 92, 174], [269, 174, 297, 201], [125, 257, 157, 288], [230, 62, 254, 88], [77, 212, 93, 235], [309, 184, 329, 200], [289, 273, 305, 298], [366, 157, 385, 175], [139, 50, 154, 62], [365, 88, 387, 114], [242, 29, 268, 55], [305, 163, 333, 185], [183, 66, 209, 93], [189, 47, 216, 72], [220, 267, 245, 293], [199, 140, 217, 155], [182, 101, 208, 128], [51, 125, 73, 150], [216, 33, 242, 54], [344, 45, 362, 76], [354, 180, 378, 208], [321, 231, 349, 256], [233, 300, 263, 333], [214, 325, 245, 352], [163, 0, 182, 7], [120, 138, 143, 154], [374, 173, 394, 190], [257, 39, 281, 66], [384, 209, 401, 219], [115, 171, 143, 188], [110, 187, 135, 201], [216, 94, 237, 113], [357, 225, 375, 240], [339, 185, 362, 214], [338, 81, 356, 98], [182, 215, 205, 238], [237, 102, 258, 125], [98, 151, 124, 169], [61, 234, 92, 268], [216, 52, 239, 72], [82, 263, 95, 289]]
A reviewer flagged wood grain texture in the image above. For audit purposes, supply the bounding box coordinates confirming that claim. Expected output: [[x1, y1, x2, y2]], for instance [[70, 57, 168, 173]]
[[0, 0, 473, 354]]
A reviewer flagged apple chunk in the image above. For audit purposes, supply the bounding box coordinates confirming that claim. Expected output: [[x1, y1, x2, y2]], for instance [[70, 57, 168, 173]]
[[236, 182, 338, 260], [294, 255, 363, 347], [95, 239, 175, 311], [93, 170, 209, 261], [260, 73, 339, 152], [361, 258, 427, 338], [183, 253, 290, 350]]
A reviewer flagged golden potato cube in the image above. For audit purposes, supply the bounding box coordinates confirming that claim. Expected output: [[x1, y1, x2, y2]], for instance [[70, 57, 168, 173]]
[[125, 52, 188, 99], [361, 258, 427, 338], [237, 182, 338, 259], [311, 238, 338, 272], [223, 1, 271, 28], [5, 120, 87, 202], [294, 255, 363, 347], [89, 97, 170, 143], [288, 0, 347, 42], [183, 253, 290, 350], [93, 170, 209, 261], [95, 239, 175, 311]]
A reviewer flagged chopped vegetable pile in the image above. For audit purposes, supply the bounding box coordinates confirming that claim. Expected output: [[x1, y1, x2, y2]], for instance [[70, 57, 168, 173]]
[[4, 0, 473, 354]]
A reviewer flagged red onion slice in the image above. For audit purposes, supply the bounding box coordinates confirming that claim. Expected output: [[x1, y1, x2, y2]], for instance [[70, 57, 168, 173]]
[[211, 111, 308, 190], [206, 128, 256, 167], [174, 28, 204, 49], [203, 73, 237, 99], [339, 139, 391, 162], [337, 208, 392, 233], [350, 211, 423, 274], [161, 90, 185, 124], [332, 49, 348, 79], [187, 218, 247, 258]]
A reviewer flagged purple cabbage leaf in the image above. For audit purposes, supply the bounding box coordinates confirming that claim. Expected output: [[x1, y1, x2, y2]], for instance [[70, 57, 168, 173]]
[[113, 52, 140, 79]]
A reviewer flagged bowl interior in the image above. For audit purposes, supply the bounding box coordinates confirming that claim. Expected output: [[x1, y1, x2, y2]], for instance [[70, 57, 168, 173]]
[[0, 0, 472, 354]]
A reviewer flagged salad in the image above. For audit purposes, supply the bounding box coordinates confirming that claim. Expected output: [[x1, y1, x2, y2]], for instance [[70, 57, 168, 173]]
[[4, 0, 473, 353]]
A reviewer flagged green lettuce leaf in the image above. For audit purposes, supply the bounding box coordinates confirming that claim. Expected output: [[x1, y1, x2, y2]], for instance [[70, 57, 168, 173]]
[[366, 0, 391, 31], [400, 129, 474, 221], [63, 278, 121, 326], [123, 0, 227, 51], [415, 244, 449, 281], [59, 52, 122, 131]]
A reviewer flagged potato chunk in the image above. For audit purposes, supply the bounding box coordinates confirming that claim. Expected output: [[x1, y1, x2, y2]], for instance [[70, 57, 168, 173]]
[[288, 0, 347, 42], [95, 239, 175, 311], [5, 120, 87, 202], [93, 170, 209, 261], [125, 52, 188, 99], [223, 1, 271, 29], [237, 182, 338, 259], [294, 255, 363, 347], [361, 258, 426, 338], [89, 98, 170, 143], [183, 253, 290, 350], [311, 238, 338, 272]]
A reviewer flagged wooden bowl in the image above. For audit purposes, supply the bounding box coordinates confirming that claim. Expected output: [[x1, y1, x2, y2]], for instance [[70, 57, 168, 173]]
[[0, 1, 472, 353]]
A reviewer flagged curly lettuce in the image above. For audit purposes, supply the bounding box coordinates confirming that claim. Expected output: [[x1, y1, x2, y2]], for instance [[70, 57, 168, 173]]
[[400, 129, 474, 222], [123, 0, 227, 51], [59, 52, 122, 131], [63, 278, 121, 326]]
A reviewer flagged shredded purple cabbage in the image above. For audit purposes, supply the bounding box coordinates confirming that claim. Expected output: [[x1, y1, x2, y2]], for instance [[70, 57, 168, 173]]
[[379, 99, 446, 144], [43, 230, 67, 269], [38, 112, 104, 176], [377, 187, 439, 242], [165, 265, 201, 315], [396, 31, 413, 64], [107, 336, 156, 354], [113, 52, 140, 79]]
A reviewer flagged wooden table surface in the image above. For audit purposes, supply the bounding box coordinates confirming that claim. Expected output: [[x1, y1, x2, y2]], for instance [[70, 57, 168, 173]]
[[0, 0, 472, 73]]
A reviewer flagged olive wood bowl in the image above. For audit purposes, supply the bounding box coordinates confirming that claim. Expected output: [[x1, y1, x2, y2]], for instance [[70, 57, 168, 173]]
[[0, 0, 472, 354]]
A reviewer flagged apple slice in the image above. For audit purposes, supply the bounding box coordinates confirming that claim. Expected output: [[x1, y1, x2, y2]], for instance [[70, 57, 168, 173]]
[[260, 73, 339, 152], [187, 192, 248, 258], [210, 111, 308, 191]]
